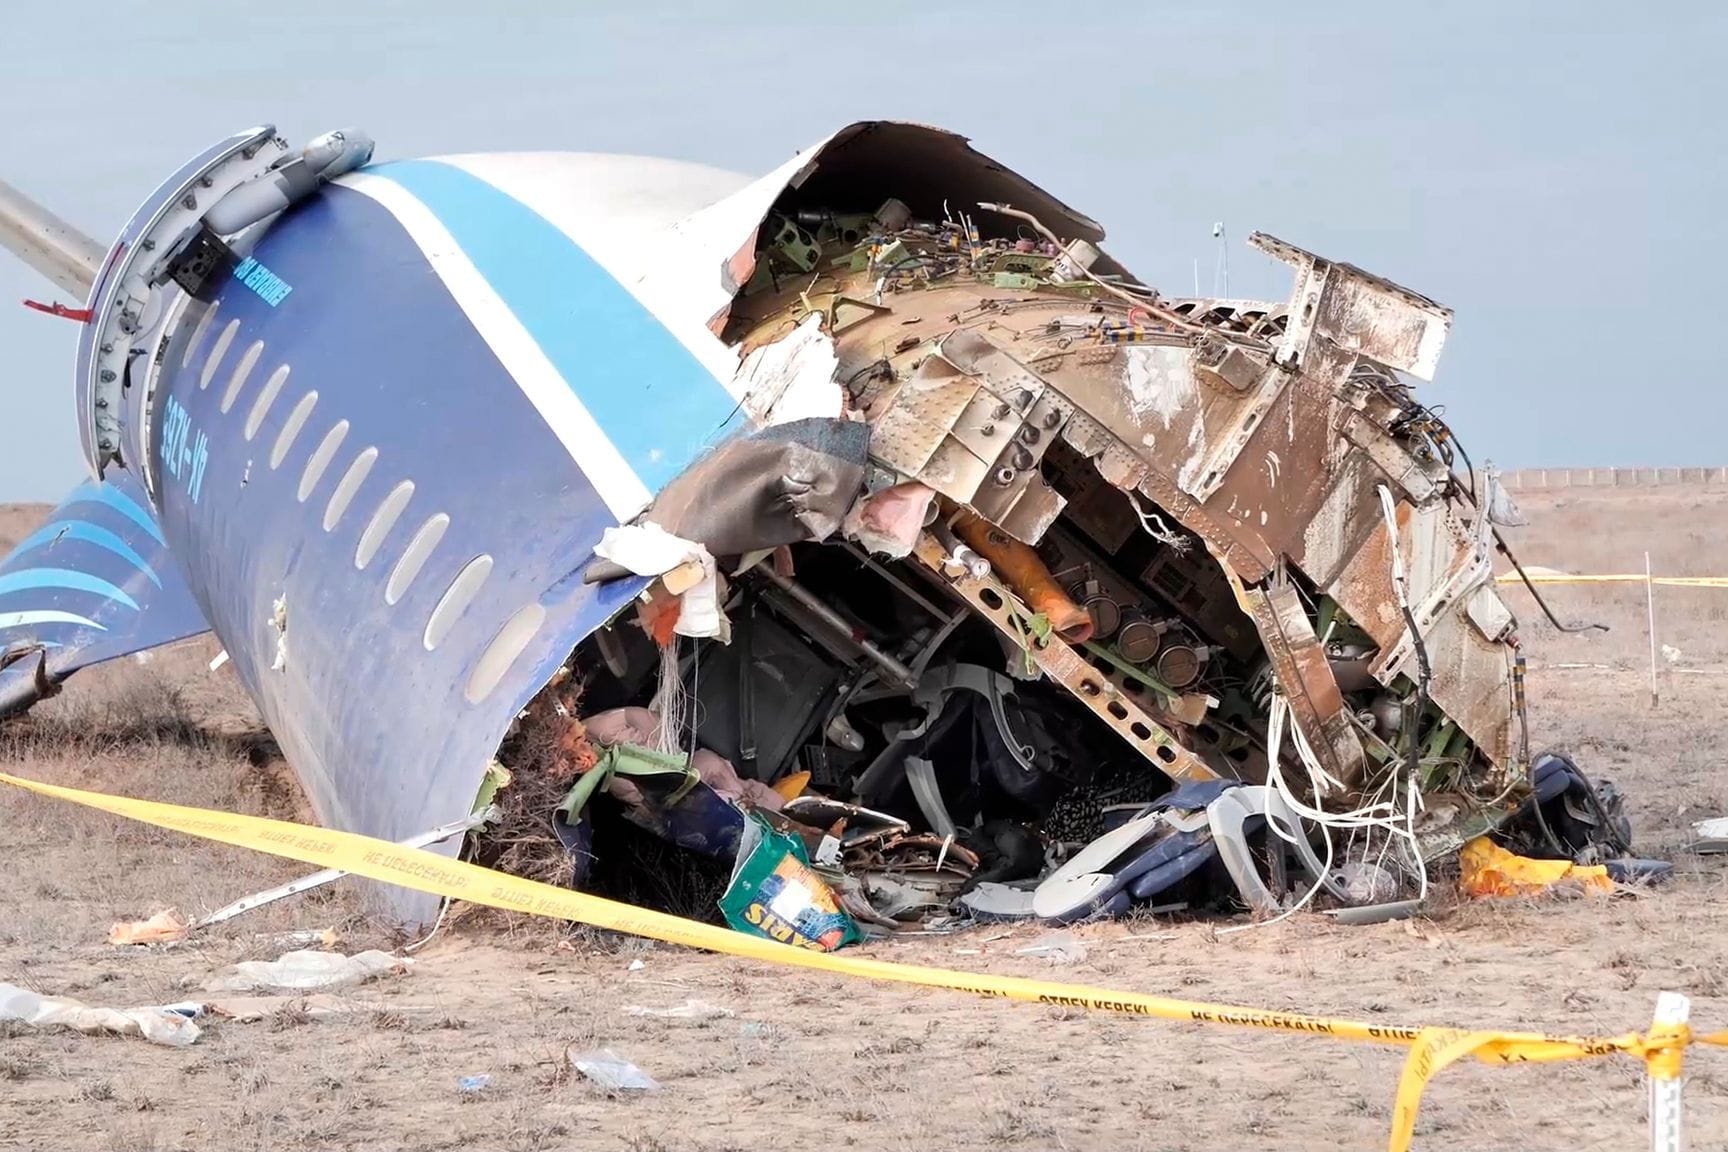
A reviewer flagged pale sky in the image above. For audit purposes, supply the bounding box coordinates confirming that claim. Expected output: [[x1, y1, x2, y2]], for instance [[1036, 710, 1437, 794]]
[[2, 0, 1721, 501]]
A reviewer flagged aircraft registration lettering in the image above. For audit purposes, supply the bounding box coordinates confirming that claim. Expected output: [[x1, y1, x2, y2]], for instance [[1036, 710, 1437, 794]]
[[159, 395, 209, 504]]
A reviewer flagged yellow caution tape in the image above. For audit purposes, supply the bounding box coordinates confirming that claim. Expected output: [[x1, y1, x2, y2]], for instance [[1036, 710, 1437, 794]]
[[1496, 573, 1728, 588], [3, 770, 1721, 1152]]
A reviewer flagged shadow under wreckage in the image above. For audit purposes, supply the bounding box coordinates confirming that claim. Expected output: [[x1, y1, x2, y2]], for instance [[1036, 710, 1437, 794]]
[[484, 124, 1630, 943]]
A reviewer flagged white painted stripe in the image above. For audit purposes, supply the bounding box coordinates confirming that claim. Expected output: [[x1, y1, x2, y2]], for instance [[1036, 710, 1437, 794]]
[[221, 339, 265, 415], [340, 172, 651, 521], [0, 610, 106, 632], [181, 300, 220, 369], [433, 154, 749, 401]]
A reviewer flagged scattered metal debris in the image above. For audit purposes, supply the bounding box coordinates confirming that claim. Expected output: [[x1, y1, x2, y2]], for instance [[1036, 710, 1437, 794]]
[[1016, 934, 1088, 965], [1692, 818, 1728, 854]]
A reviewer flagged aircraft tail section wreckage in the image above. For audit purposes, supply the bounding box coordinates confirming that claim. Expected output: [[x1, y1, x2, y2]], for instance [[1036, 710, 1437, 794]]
[[0, 120, 1639, 936]]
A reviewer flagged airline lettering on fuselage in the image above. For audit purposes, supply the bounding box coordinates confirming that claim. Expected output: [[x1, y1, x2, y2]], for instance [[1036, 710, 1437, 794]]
[[232, 257, 293, 307]]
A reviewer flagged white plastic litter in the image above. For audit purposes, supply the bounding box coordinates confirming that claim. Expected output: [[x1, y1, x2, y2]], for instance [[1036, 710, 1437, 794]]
[[568, 1047, 660, 1092], [623, 999, 734, 1021], [0, 982, 202, 1047], [595, 522, 703, 576], [594, 522, 723, 639], [204, 949, 409, 993], [1483, 462, 1529, 527]]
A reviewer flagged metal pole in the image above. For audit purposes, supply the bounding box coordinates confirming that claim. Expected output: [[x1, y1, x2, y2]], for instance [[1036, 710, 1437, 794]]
[[189, 807, 498, 929], [1213, 221, 1229, 297], [0, 177, 104, 298], [1646, 550, 1660, 709], [754, 562, 919, 688], [1648, 991, 1689, 1152]]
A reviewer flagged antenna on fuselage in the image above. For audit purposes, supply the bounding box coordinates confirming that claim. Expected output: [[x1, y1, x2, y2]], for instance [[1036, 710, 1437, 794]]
[[1212, 220, 1228, 298]]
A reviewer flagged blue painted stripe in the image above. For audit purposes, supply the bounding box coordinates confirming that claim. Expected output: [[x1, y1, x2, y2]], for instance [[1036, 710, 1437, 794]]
[[64, 481, 166, 545], [10, 520, 162, 587], [367, 160, 737, 492], [0, 568, 140, 611], [0, 610, 106, 632]]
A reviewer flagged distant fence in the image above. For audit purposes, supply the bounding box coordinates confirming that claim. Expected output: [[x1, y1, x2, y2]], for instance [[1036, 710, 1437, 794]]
[[1501, 467, 1728, 491]]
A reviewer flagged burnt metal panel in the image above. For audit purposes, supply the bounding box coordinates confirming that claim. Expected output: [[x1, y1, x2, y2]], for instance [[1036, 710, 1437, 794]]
[[1249, 232, 1453, 381], [1243, 581, 1366, 787], [909, 533, 1219, 784]]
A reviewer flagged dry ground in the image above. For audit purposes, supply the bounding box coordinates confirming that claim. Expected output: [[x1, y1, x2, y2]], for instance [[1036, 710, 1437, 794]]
[[2, 487, 1726, 1152]]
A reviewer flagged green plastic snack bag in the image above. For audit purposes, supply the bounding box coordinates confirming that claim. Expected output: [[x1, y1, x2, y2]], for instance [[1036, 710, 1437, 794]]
[[720, 812, 861, 952]]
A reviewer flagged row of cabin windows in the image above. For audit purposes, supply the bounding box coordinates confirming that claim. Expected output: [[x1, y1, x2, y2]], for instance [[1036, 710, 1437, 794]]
[[181, 299, 530, 694]]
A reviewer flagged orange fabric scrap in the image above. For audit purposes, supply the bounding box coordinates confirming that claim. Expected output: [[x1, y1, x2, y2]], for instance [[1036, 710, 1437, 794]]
[[636, 584, 683, 647], [109, 909, 189, 946]]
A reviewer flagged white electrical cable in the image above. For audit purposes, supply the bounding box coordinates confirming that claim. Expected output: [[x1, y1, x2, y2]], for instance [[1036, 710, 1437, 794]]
[[1227, 639, 1433, 932], [1125, 490, 1188, 552], [403, 895, 451, 953], [1219, 696, 1338, 934], [649, 640, 690, 756], [1203, 484, 1442, 933]]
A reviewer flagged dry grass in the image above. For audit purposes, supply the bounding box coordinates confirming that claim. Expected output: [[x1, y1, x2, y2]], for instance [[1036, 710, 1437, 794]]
[[462, 680, 734, 942], [474, 683, 587, 893], [1, 489, 1727, 1152]]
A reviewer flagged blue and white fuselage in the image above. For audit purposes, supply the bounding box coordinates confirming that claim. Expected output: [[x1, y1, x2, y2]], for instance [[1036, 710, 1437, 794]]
[[2, 119, 1531, 923], [0, 125, 894, 919]]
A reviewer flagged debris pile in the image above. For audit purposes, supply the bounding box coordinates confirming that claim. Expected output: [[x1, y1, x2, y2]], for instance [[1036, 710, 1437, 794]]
[[472, 152, 1670, 943], [0, 120, 1681, 941]]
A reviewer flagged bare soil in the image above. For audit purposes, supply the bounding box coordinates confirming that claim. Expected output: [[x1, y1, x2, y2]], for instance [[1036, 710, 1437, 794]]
[[2, 488, 1726, 1152]]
